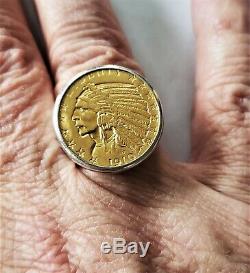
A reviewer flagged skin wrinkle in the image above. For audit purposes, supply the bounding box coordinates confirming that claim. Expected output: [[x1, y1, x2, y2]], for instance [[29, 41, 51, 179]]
[[0, 69, 50, 129], [1, 118, 51, 175], [54, 45, 133, 72], [0, 47, 31, 75], [49, 15, 129, 45], [201, 72, 250, 93], [49, 15, 117, 31], [214, 214, 250, 253], [191, 86, 248, 149], [194, 134, 249, 161], [187, 166, 248, 223], [48, 1, 120, 33], [215, 219, 249, 261], [1, 203, 70, 272], [192, 145, 250, 202], [194, 162, 250, 199], [51, 39, 115, 55], [0, 46, 37, 83], [0, 22, 31, 47], [51, 38, 132, 71], [53, 47, 140, 94], [205, 96, 250, 129], [50, 26, 131, 57]]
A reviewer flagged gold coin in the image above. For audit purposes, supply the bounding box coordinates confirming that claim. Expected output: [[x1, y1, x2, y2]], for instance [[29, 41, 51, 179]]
[[54, 65, 163, 172]]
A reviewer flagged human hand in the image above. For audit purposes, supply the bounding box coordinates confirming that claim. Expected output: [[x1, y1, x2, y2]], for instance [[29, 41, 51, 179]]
[[1, 0, 249, 272]]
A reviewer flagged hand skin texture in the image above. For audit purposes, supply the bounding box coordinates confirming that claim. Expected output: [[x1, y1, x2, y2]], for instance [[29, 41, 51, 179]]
[[0, 0, 249, 272]]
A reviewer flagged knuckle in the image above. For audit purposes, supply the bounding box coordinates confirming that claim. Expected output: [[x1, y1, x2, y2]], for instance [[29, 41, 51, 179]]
[[196, 34, 250, 131], [0, 35, 32, 75], [203, 83, 250, 129], [49, 21, 141, 81], [53, 44, 130, 69], [0, 17, 38, 75], [198, 34, 250, 124], [54, 43, 140, 89], [51, 21, 130, 55], [0, 35, 49, 139], [0, 54, 47, 126], [193, 82, 250, 165]]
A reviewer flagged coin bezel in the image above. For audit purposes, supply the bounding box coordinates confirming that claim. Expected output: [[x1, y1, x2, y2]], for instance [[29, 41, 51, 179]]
[[53, 65, 163, 173]]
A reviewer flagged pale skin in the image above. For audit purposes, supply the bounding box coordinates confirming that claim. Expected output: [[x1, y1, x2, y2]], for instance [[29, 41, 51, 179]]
[[0, 0, 249, 272]]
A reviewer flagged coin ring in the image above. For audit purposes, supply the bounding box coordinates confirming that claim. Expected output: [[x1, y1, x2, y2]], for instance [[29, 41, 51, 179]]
[[53, 65, 163, 173]]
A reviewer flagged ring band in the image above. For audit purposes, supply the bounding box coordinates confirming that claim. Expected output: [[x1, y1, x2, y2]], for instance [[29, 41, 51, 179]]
[[53, 65, 163, 172]]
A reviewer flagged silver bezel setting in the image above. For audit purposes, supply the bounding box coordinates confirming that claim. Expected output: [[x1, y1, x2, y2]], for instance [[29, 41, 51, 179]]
[[53, 65, 164, 173]]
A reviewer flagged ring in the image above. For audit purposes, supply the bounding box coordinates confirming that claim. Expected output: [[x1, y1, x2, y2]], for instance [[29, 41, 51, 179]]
[[53, 65, 163, 172]]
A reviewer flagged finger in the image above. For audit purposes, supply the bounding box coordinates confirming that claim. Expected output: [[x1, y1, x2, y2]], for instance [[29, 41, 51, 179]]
[[0, 0, 55, 171], [34, 0, 141, 94], [0, 0, 73, 271], [191, 0, 250, 202]]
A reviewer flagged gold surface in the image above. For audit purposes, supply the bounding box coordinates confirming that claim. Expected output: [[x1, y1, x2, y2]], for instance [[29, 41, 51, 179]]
[[58, 67, 161, 168]]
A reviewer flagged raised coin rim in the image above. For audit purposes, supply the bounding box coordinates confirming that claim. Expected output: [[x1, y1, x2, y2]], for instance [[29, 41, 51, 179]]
[[53, 65, 164, 173]]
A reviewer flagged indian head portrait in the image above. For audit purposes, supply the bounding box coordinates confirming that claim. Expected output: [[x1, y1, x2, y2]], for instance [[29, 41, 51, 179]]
[[71, 81, 152, 166]]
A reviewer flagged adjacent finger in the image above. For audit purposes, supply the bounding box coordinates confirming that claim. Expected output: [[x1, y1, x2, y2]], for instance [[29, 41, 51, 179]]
[[191, 0, 250, 202], [34, 0, 141, 94], [0, 0, 54, 170], [0, 0, 73, 271]]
